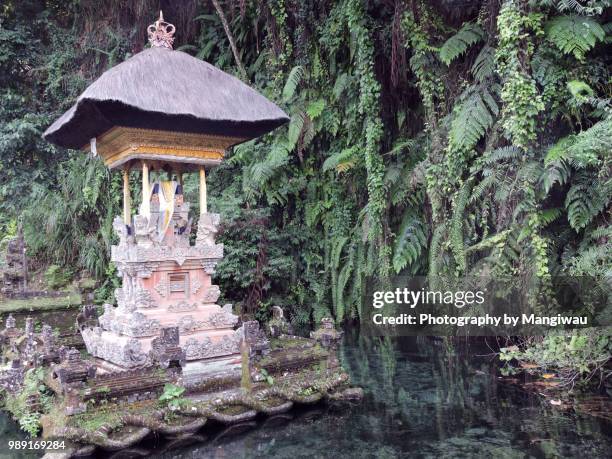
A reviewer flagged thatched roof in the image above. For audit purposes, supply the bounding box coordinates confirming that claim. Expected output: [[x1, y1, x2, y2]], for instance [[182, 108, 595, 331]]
[[43, 47, 289, 149]]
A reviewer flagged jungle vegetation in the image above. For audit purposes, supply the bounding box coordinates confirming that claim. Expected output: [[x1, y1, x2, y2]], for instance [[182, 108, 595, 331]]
[[0, 1, 610, 384]]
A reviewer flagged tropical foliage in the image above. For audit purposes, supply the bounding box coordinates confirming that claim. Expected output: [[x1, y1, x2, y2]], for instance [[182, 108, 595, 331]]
[[0, 1, 609, 334]]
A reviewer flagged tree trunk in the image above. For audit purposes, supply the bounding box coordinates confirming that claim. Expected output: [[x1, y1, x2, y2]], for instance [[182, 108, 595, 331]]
[[211, 0, 248, 81]]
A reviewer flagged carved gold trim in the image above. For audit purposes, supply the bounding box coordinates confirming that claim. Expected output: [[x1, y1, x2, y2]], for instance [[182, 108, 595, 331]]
[[105, 148, 224, 169], [85, 126, 245, 170]]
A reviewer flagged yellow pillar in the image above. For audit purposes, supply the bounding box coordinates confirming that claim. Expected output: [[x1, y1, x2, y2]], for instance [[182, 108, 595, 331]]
[[142, 161, 150, 218], [199, 166, 207, 215], [122, 168, 131, 225]]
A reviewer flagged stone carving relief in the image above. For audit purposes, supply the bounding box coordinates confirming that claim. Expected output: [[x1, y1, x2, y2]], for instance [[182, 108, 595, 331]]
[[173, 247, 190, 266], [243, 321, 270, 358], [113, 216, 128, 246], [5, 314, 16, 329], [202, 259, 218, 275], [81, 327, 150, 368], [99, 307, 161, 338], [134, 287, 155, 309], [183, 329, 241, 360], [168, 301, 197, 312], [133, 215, 156, 248], [154, 279, 168, 297], [208, 311, 238, 328], [112, 243, 223, 265], [92, 197, 234, 369], [202, 285, 221, 303], [150, 327, 185, 369], [191, 278, 203, 295], [177, 310, 238, 334], [196, 213, 220, 246], [118, 312, 161, 337]]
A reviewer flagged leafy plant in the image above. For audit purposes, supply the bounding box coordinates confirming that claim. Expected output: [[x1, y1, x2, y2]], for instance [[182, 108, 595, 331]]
[[44, 264, 72, 290], [392, 209, 427, 274], [158, 383, 186, 409], [450, 86, 499, 150], [259, 368, 274, 386], [545, 15, 605, 59], [3, 368, 52, 437], [439, 23, 484, 66], [500, 330, 611, 389]]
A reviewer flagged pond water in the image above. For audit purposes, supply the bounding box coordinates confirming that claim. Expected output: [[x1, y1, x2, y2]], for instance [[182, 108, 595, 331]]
[[0, 307, 79, 332], [1, 329, 610, 458]]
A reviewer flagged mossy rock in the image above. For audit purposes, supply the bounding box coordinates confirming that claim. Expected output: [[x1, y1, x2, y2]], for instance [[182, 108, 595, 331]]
[[217, 404, 251, 416]]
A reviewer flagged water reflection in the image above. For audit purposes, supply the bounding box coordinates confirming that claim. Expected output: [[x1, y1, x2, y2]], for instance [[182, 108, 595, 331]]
[[1, 329, 609, 458], [148, 330, 610, 458]]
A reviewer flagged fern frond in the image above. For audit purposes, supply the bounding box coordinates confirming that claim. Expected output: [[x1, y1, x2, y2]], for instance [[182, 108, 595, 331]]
[[539, 208, 563, 227], [482, 146, 522, 165], [542, 159, 572, 193], [248, 142, 290, 184], [333, 73, 349, 100], [335, 243, 355, 322], [287, 112, 305, 150], [428, 224, 448, 287], [546, 118, 612, 168], [450, 86, 499, 150], [589, 225, 612, 241], [386, 138, 419, 156], [566, 173, 611, 231], [282, 65, 304, 102], [392, 210, 427, 274], [322, 146, 359, 173], [471, 45, 496, 82], [306, 99, 326, 119], [551, 0, 606, 15], [450, 181, 471, 272], [469, 172, 498, 204], [545, 15, 605, 59], [439, 23, 484, 66]]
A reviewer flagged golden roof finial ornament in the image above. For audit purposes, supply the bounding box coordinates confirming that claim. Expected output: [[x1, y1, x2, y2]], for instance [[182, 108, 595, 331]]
[[147, 10, 175, 49]]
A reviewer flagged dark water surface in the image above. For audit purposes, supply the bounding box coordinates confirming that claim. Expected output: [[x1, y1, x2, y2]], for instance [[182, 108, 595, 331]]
[[1, 329, 610, 458]]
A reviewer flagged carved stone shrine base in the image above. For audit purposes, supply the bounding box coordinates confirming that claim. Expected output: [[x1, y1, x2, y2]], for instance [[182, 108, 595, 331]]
[[82, 212, 242, 370]]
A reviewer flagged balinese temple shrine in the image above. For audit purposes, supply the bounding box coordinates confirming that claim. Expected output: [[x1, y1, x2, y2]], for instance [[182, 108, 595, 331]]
[[0, 13, 358, 451], [43, 12, 289, 372]]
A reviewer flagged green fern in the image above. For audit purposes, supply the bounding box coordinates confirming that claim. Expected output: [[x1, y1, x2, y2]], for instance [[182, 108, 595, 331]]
[[450, 181, 472, 272], [248, 142, 290, 185], [335, 243, 355, 321], [428, 224, 448, 288], [392, 209, 427, 274], [322, 146, 359, 173], [482, 146, 523, 165], [566, 172, 610, 231], [469, 172, 498, 204], [567, 79, 594, 100], [545, 15, 605, 59], [287, 112, 305, 150], [450, 86, 499, 150], [471, 45, 496, 82], [282, 65, 304, 102], [539, 208, 563, 227], [542, 158, 572, 193], [306, 99, 326, 119], [546, 119, 611, 169], [332, 73, 349, 100], [439, 23, 484, 66]]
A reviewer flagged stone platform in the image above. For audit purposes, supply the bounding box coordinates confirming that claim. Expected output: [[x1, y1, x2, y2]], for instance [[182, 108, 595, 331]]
[[80, 193, 242, 370]]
